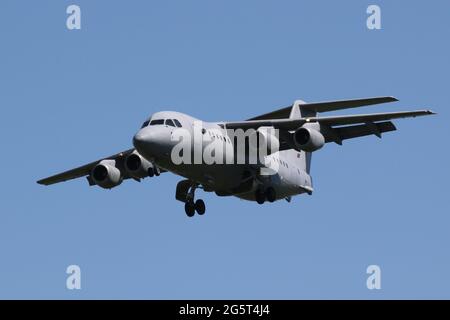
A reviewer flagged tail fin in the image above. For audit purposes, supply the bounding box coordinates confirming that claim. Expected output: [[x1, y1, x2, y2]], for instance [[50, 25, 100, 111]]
[[289, 100, 316, 174]]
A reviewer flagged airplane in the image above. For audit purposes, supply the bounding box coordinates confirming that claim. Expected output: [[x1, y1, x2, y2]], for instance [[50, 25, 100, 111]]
[[37, 96, 435, 217]]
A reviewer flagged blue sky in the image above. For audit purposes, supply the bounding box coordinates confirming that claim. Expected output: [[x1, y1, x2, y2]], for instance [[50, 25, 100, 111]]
[[0, 0, 448, 299]]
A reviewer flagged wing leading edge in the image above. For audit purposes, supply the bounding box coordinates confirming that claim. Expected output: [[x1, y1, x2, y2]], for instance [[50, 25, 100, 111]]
[[248, 96, 398, 120], [37, 149, 134, 186], [226, 110, 435, 131]]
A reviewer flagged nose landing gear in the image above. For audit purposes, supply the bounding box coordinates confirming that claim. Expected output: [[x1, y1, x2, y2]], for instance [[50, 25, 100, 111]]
[[176, 180, 206, 217], [194, 199, 206, 215], [184, 201, 195, 217], [184, 199, 205, 217]]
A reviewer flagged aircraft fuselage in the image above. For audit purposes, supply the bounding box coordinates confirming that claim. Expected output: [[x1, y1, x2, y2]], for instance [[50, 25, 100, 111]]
[[133, 111, 312, 202]]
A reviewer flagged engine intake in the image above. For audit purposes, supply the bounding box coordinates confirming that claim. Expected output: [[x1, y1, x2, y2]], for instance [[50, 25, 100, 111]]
[[91, 160, 123, 189], [125, 151, 153, 179], [294, 127, 325, 152]]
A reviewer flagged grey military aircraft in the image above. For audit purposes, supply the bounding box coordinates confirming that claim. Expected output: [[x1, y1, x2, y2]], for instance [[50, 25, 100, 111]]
[[38, 97, 434, 217]]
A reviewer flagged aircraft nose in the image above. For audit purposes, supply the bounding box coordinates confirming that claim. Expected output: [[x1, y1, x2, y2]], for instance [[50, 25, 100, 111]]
[[133, 129, 150, 150], [133, 127, 167, 154]]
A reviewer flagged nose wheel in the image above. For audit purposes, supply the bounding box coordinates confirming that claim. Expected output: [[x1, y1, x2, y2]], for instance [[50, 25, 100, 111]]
[[194, 199, 206, 215], [184, 199, 206, 217], [184, 201, 196, 217], [183, 184, 206, 217]]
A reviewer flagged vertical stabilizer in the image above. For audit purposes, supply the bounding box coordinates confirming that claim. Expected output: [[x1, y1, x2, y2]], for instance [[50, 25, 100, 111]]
[[290, 100, 315, 174]]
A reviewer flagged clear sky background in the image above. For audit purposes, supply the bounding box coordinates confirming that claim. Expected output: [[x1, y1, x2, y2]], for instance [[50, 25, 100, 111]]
[[0, 0, 448, 299]]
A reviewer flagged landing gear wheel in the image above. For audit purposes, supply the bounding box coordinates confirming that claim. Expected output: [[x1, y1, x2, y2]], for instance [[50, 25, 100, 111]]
[[147, 168, 154, 177], [154, 167, 161, 176], [255, 190, 265, 205], [195, 199, 206, 215], [184, 201, 195, 217], [265, 187, 276, 203]]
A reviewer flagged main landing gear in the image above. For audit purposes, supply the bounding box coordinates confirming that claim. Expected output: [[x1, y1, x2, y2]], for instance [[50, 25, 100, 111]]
[[255, 187, 276, 205], [147, 166, 160, 177], [176, 180, 206, 217]]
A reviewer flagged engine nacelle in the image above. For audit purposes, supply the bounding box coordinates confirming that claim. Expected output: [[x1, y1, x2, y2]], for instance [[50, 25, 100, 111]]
[[249, 127, 280, 155], [125, 151, 153, 179], [293, 127, 325, 152], [91, 160, 123, 189]]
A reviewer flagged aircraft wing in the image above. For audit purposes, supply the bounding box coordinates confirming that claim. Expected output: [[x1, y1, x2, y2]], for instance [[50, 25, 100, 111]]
[[248, 96, 398, 120], [37, 148, 135, 186], [321, 121, 396, 145], [225, 110, 434, 131], [307, 110, 435, 126], [224, 110, 435, 145]]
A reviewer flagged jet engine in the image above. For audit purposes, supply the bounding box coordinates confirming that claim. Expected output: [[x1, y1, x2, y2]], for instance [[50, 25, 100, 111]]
[[91, 160, 123, 189], [124, 151, 154, 179], [293, 126, 325, 152], [249, 127, 280, 155]]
